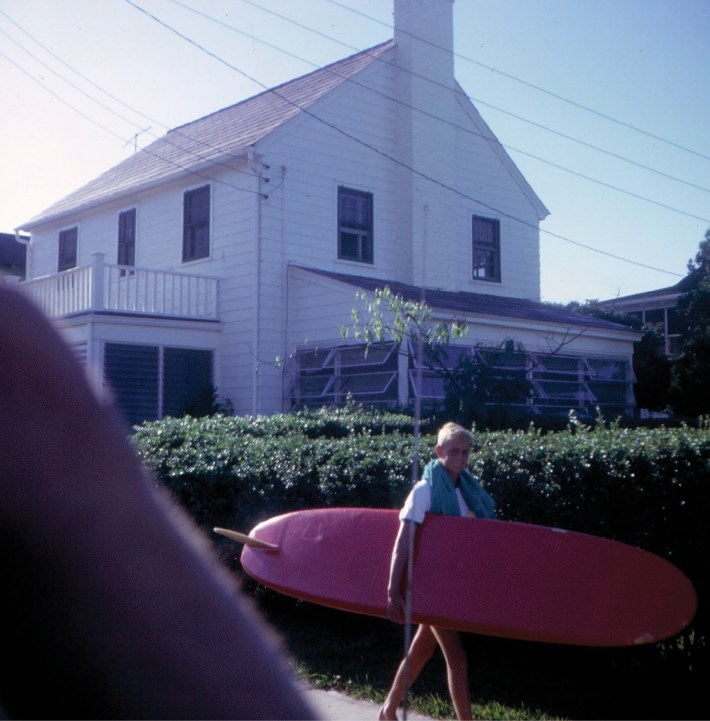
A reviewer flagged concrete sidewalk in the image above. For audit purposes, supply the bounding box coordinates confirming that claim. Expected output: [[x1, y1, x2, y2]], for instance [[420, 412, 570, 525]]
[[304, 686, 433, 721]]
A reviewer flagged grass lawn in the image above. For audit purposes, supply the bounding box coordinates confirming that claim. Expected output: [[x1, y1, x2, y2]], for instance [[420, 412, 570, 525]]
[[251, 584, 703, 720]]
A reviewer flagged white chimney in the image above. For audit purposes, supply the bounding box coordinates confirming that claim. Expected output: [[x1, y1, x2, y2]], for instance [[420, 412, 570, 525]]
[[394, 0, 455, 91], [393, 0, 458, 288]]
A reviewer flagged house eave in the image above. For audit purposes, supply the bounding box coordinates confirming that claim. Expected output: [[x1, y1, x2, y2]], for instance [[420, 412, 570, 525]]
[[454, 82, 550, 222], [18, 151, 250, 232], [290, 265, 640, 341]]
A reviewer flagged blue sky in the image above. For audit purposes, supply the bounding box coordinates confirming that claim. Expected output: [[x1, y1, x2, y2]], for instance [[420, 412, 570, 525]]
[[1, 0, 708, 303]]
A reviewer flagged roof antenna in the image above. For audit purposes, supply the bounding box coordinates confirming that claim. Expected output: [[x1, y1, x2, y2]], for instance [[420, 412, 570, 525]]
[[124, 126, 153, 153]]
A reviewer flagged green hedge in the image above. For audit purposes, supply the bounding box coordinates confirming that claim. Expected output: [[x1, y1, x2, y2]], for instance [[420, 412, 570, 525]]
[[133, 413, 708, 569], [132, 410, 709, 706]]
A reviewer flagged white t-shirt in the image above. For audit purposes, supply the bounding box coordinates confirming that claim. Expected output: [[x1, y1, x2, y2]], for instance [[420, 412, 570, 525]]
[[399, 479, 476, 524]]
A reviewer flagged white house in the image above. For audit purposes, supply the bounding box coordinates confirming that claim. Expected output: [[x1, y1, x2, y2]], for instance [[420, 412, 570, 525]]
[[14, 0, 640, 425]]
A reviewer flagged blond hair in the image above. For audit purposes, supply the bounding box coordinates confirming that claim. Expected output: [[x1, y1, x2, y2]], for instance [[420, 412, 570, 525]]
[[436, 422, 473, 448]]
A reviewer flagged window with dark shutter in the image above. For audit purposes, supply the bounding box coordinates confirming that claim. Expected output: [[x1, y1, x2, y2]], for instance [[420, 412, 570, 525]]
[[163, 348, 213, 417], [104, 343, 159, 425], [104, 343, 214, 425], [183, 185, 210, 262]]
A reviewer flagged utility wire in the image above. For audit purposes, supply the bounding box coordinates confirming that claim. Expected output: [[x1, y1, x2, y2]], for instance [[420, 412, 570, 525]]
[[125, 0, 688, 276], [231, 0, 710, 193], [5, 0, 704, 228], [212, 0, 710, 220], [0, 52, 269, 216], [0, 0, 679, 275], [324, 0, 710, 164], [0, 18, 281, 205], [0, 10, 266, 176]]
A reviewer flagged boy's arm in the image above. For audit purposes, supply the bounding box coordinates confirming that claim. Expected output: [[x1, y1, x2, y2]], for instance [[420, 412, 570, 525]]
[[386, 520, 418, 623]]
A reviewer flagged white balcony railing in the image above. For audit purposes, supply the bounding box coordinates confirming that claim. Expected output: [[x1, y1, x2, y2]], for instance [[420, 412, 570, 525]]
[[16, 253, 219, 320]]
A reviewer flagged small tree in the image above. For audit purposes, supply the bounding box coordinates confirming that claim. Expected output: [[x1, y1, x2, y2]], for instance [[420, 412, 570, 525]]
[[344, 288, 534, 427], [669, 230, 710, 417], [344, 287, 467, 354]]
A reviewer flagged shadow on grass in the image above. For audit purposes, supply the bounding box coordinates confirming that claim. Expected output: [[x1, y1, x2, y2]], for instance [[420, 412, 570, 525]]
[[250, 583, 705, 721]]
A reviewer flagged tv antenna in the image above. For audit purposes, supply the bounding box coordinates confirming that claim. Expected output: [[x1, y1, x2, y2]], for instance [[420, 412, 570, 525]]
[[124, 126, 153, 153]]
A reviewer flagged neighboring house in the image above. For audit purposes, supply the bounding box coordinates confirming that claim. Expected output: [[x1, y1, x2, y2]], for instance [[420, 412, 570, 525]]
[[599, 279, 691, 357], [13, 0, 640, 426], [0, 232, 28, 279]]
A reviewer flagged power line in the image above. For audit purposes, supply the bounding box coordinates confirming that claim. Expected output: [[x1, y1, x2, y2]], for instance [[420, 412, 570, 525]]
[[0, 15, 276, 204], [6, 0, 704, 230], [324, 0, 710, 164], [235, 0, 710, 189], [124, 0, 686, 278], [0, 9, 262, 168], [161, 0, 710, 223], [0, 52, 269, 218]]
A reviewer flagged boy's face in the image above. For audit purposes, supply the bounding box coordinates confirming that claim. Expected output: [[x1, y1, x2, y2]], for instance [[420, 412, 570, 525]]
[[436, 438, 471, 480]]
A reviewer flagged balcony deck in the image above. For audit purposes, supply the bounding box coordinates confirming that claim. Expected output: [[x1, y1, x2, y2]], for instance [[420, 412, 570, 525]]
[[15, 253, 218, 321]]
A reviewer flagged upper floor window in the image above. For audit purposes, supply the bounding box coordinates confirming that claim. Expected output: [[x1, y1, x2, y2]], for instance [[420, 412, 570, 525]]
[[338, 186, 373, 263], [472, 215, 500, 282], [183, 185, 210, 262], [118, 209, 136, 267], [58, 227, 78, 271]]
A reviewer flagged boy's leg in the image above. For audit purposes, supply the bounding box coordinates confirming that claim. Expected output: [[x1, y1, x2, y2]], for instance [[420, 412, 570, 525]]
[[432, 628, 472, 720], [379, 624, 437, 720], [0, 287, 313, 719]]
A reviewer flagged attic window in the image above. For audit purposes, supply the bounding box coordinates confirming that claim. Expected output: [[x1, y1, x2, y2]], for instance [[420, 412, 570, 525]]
[[58, 227, 78, 271], [183, 185, 210, 262], [338, 186, 373, 263], [472, 216, 500, 282]]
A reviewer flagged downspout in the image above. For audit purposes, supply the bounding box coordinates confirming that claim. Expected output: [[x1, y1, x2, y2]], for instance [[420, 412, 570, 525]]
[[14, 228, 30, 280], [248, 146, 264, 415]]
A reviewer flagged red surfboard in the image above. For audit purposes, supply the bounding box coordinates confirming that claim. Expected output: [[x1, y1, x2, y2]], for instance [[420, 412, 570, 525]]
[[236, 508, 696, 647]]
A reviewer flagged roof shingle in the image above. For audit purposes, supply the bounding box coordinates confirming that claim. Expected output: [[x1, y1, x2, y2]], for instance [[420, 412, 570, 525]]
[[22, 41, 394, 228], [301, 266, 638, 333]]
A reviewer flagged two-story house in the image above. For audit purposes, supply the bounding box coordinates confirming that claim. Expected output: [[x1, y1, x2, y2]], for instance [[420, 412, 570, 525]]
[[14, 0, 640, 426]]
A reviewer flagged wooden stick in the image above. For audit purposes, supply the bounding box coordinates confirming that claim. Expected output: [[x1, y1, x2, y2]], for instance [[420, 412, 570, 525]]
[[213, 527, 278, 550]]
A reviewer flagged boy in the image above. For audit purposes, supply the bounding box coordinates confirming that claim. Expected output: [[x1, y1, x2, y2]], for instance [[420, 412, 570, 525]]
[[379, 422, 496, 721]]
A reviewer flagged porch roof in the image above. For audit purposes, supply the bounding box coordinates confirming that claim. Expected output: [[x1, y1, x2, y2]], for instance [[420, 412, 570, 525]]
[[299, 266, 639, 335]]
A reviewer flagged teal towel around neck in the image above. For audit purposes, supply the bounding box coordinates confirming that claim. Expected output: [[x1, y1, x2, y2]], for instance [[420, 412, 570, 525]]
[[423, 459, 496, 520]]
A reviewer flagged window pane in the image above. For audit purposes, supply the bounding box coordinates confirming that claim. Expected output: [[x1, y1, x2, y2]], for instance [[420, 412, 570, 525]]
[[338, 186, 373, 263], [183, 186, 210, 261], [471, 216, 500, 281], [472, 248, 495, 278], [339, 231, 360, 260], [58, 227, 78, 271], [118, 209, 136, 266]]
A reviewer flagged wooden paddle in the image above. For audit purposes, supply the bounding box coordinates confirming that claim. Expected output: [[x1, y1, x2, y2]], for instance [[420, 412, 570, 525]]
[[213, 527, 278, 550]]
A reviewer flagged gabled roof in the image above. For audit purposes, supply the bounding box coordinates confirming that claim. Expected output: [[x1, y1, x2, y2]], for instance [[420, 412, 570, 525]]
[[21, 40, 395, 229], [454, 85, 549, 221], [300, 266, 637, 334], [600, 275, 693, 305]]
